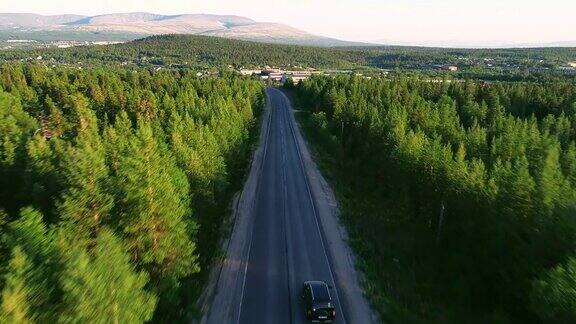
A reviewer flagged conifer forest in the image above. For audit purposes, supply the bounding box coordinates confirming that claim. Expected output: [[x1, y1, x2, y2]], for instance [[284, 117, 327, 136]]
[[1, 33, 576, 323], [0, 63, 264, 322], [292, 75, 576, 322]]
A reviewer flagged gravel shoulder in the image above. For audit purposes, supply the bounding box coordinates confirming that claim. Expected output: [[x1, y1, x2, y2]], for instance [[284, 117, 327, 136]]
[[199, 91, 272, 324], [200, 88, 378, 323], [279, 89, 379, 324]]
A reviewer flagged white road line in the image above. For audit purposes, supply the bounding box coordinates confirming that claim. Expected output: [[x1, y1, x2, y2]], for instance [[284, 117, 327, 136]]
[[236, 90, 273, 324], [278, 89, 347, 324], [281, 105, 295, 324]]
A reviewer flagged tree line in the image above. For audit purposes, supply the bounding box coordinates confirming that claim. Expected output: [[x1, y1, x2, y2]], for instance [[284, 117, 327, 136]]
[[2, 35, 575, 77], [0, 62, 264, 322], [292, 75, 576, 322], [0, 35, 368, 70]]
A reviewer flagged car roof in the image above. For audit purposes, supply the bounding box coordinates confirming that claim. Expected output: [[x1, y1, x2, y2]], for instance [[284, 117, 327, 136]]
[[305, 281, 331, 302]]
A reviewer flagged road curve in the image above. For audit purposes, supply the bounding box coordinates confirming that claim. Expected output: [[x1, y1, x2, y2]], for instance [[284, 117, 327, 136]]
[[203, 88, 376, 324]]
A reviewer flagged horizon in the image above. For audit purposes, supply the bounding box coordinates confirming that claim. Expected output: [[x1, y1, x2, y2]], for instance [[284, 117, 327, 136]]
[[1, 0, 575, 48]]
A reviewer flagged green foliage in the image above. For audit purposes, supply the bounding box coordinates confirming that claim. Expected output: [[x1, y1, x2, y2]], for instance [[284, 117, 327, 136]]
[[531, 257, 576, 323], [0, 90, 38, 215], [1, 208, 56, 323], [0, 35, 365, 70], [58, 229, 156, 324], [1, 35, 576, 80], [0, 91, 37, 166], [117, 121, 198, 280], [5, 208, 54, 265], [0, 247, 46, 323], [293, 74, 576, 322], [57, 95, 113, 243], [0, 62, 264, 322]]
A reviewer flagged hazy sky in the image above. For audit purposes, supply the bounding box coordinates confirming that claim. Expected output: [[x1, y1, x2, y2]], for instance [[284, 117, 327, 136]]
[[1, 0, 575, 46]]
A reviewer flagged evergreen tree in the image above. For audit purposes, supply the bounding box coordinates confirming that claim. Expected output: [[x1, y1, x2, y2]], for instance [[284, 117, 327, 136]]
[[58, 229, 156, 324], [24, 135, 67, 220], [1, 207, 56, 323], [116, 121, 198, 281], [563, 142, 576, 187], [5, 208, 54, 267], [0, 90, 38, 212], [531, 256, 576, 323], [57, 95, 113, 242], [495, 155, 536, 220], [0, 247, 47, 324], [537, 145, 571, 214]]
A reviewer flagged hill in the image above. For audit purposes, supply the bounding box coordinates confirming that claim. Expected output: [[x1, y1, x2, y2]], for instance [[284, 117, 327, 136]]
[[0, 13, 85, 28], [1, 34, 575, 80], [0, 34, 371, 69], [0, 12, 356, 46]]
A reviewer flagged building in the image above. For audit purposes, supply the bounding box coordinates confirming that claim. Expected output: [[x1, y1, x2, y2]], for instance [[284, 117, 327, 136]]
[[268, 72, 284, 81], [433, 64, 458, 72], [256, 68, 314, 83], [259, 68, 284, 81], [559, 67, 576, 75], [282, 71, 312, 84], [239, 69, 262, 76]]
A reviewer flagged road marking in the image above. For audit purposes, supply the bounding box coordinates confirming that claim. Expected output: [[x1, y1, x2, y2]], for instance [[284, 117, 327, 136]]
[[281, 105, 295, 324], [278, 89, 347, 324], [236, 90, 274, 324]]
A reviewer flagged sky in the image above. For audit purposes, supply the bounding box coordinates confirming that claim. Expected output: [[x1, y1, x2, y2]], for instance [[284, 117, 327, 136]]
[[1, 0, 575, 47]]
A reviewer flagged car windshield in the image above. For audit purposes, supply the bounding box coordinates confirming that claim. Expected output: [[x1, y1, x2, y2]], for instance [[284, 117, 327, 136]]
[[312, 284, 330, 302]]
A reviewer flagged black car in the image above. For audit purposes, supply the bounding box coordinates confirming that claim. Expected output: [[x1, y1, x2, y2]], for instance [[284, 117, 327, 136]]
[[301, 281, 336, 322]]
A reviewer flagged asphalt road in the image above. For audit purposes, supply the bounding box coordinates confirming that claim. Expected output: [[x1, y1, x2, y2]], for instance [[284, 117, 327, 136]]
[[238, 88, 346, 324]]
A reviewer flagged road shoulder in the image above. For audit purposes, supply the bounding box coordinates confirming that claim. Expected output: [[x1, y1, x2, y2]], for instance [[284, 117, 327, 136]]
[[199, 90, 272, 324], [279, 89, 380, 324]]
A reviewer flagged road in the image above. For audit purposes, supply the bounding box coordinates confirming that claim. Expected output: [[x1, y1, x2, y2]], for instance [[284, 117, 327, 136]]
[[202, 87, 376, 324], [238, 88, 345, 324]]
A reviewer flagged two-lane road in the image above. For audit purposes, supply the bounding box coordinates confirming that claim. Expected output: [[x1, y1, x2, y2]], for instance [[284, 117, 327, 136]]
[[238, 88, 345, 324], [203, 87, 375, 324]]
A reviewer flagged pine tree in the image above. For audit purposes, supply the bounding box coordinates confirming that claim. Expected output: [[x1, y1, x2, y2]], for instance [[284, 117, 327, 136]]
[[169, 112, 226, 200], [6, 207, 54, 266], [0, 247, 45, 324], [1, 207, 56, 324], [0, 90, 37, 166], [44, 97, 67, 138], [57, 95, 113, 241], [116, 120, 198, 281], [562, 142, 576, 187], [531, 256, 576, 322], [103, 110, 133, 175], [24, 135, 67, 220], [538, 145, 571, 214], [0, 89, 38, 212], [495, 155, 536, 220], [58, 229, 156, 324]]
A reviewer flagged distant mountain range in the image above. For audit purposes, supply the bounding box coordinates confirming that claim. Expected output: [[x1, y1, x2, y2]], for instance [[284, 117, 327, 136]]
[[0, 12, 363, 47]]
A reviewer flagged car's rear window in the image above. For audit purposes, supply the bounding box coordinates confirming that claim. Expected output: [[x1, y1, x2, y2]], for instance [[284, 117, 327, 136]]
[[312, 284, 330, 302]]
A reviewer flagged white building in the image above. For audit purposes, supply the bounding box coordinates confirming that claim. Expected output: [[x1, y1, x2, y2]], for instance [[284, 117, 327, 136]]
[[282, 71, 312, 84], [240, 69, 262, 76]]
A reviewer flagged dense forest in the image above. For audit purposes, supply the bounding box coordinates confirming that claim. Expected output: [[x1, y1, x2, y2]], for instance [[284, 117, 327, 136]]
[[291, 75, 576, 322], [1, 33, 576, 323], [1, 35, 575, 77], [0, 35, 367, 69], [0, 62, 264, 322]]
